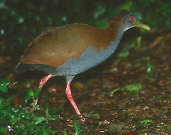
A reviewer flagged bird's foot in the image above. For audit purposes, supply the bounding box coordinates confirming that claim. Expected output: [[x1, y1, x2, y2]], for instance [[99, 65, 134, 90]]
[[29, 106, 35, 113], [29, 98, 38, 113], [80, 115, 86, 123]]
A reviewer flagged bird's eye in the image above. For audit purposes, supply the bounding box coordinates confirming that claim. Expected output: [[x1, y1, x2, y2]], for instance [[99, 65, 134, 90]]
[[129, 16, 135, 21]]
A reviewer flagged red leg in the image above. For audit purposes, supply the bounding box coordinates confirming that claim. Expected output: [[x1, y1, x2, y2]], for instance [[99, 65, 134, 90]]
[[29, 74, 53, 112], [66, 81, 85, 123]]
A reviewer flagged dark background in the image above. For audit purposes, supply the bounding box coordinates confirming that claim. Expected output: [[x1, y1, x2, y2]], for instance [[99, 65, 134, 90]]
[[0, 0, 170, 135]]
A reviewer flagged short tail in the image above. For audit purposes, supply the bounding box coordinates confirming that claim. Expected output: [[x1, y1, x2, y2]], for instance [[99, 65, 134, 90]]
[[15, 62, 36, 73]]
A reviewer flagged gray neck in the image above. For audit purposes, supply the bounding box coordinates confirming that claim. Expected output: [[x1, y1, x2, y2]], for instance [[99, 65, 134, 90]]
[[107, 28, 124, 54]]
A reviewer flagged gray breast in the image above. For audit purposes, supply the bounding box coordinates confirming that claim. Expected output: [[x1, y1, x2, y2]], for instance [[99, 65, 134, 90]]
[[56, 32, 123, 76]]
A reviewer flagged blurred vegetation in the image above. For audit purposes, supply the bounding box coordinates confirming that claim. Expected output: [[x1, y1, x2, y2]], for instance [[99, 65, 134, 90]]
[[0, 79, 64, 134], [0, 0, 171, 57]]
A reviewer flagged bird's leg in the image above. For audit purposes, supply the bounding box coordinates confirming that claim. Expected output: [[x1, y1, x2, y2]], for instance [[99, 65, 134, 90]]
[[66, 81, 85, 123], [29, 74, 53, 112]]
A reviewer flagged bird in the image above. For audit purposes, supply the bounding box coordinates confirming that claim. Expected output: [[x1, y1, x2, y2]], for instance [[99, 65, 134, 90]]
[[17, 11, 150, 123]]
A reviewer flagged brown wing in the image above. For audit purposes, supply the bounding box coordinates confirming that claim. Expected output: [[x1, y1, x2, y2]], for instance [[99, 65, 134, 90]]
[[20, 23, 114, 67]]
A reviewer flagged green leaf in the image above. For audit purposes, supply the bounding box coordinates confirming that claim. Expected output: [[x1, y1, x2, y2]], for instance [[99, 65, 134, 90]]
[[94, 1, 106, 19], [144, 57, 158, 75], [64, 128, 68, 135], [139, 119, 153, 126], [94, 18, 109, 29], [45, 104, 49, 115], [118, 50, 129, 57], [42, 128, 49, 135], [34, 88, 41, 98], [124, 83, 142, 93], [34, 116, 46, 125], [0, 127, 8, 133], [74, 120, 82, 135], [28, 90, 34, 97], [167, 124, 171, 130], [120, 1, 133, 11], [0, 97, 2, 105], [0, 79, 10, 93]]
